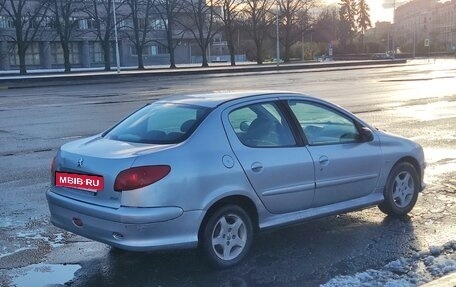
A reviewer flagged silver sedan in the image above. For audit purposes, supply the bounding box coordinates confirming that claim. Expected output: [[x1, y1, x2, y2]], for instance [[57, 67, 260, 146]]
[[46, 91, 426, 268]]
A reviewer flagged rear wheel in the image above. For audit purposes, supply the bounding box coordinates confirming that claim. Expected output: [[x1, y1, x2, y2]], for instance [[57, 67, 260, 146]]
[[379, 162, 420, 216], [201, 205, 253, 268]]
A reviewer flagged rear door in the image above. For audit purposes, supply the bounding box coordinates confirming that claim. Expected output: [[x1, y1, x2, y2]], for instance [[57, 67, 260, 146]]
[[286, 100, 383, 207], [222, 100, 315, 214]]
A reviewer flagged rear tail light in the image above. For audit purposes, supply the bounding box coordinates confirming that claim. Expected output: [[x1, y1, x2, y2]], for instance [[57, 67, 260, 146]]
[[50, 155, 57, 186], [114, 165, 171, 191], [51, 155, 57, 173]]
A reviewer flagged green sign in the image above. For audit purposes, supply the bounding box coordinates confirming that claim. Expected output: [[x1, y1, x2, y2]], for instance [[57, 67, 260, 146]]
[[424, 39, 430, 47]]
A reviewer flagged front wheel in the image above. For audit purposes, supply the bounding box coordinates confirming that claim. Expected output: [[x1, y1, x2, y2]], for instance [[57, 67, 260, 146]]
[[379, 162, 420, 217], [201, 205, 253, 268]]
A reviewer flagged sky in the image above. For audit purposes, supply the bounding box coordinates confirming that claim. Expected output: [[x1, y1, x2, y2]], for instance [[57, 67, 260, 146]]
[[324, 0, 400, 24]]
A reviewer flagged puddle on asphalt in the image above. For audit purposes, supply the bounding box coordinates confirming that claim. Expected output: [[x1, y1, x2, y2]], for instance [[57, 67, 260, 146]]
[[424, 148, 456, 164], [423, 148, 456, 184], [391, 101, 456, 122], [0, 217, 13, 228], [11, 263, 81, 287]]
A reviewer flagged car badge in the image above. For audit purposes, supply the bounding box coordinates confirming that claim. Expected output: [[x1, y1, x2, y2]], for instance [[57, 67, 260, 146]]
[[77, 158, 84, 168]]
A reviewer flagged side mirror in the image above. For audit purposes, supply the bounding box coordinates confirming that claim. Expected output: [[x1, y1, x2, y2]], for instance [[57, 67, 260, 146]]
[[360, 127, 374, 142]]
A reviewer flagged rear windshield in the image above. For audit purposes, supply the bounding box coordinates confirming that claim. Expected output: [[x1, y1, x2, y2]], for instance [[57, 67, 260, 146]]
[[104, 103, 211, 144]]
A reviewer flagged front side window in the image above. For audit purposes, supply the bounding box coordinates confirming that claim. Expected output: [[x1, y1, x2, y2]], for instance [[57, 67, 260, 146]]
[[288, 101, 360, 145], [228, 102, 296, 147], [105, 103, 211, 144]]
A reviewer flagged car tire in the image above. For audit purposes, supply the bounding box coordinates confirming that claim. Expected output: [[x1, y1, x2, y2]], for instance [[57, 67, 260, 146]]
[[201, 205, 253, 268], [378, 162, 420, 217]]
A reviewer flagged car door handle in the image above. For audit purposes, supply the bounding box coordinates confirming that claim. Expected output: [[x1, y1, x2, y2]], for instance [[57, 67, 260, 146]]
[[251, 162, 263, 172], [319, 156, 329, 166]]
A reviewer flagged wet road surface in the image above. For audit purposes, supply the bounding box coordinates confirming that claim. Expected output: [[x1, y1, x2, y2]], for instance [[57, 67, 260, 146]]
[[0, 59, 455, 286]]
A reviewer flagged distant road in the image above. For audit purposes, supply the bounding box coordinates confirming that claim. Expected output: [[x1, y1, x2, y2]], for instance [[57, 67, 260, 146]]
[[0, 59, 406, 88]]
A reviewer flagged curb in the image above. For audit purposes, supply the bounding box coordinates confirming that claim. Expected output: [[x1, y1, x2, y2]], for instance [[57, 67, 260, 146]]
[[421, 272, 456, 287], [0, 60, 406, 90]]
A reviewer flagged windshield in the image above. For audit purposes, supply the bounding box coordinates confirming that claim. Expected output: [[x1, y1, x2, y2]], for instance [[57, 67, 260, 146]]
[[104, 102, 211, 144]]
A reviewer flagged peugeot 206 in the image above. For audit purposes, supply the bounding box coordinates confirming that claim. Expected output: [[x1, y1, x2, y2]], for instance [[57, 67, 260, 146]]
[[47, 91, 425, 268]]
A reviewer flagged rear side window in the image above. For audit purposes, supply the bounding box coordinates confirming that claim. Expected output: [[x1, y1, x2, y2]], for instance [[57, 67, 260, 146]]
[[228, 102, 296, 147], [105, 103, 211, 144]]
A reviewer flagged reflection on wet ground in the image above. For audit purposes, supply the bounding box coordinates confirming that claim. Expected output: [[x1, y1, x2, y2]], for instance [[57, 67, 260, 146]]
[[68, 214, 419, 287], [10, 263, 80, 287], [423, 148, 456, 185]]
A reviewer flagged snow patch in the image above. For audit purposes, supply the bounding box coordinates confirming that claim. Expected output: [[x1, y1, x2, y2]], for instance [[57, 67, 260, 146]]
[[16, 231, 66, 248], [50, 233, 65, 248], [0, 217, 13, 228], [321, 241, 456, 287], [0, 247, 38, 259]]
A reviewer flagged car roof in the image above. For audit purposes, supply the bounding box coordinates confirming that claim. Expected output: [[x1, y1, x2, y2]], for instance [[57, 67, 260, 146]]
[[156, 90, 309, 108]]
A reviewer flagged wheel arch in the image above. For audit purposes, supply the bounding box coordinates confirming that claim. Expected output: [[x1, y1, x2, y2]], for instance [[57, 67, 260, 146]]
[[392, 156, 422, 183], [198, 195, 259, 243], [379, 155, 421, 216]]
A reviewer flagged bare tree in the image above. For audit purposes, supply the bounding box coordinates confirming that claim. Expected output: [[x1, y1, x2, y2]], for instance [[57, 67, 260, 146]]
[[83, 0, 126, 70], [49, 0, 81, 72], [313, 7, 338, 44], [278, 0, 315, 62], [0, 0, 50, 74], [182, 0, 221, 67], [243, 0, 274, 64], [124, 0, 155, 69], [152, 0, 185, 68], [215, 0, 244, 66]]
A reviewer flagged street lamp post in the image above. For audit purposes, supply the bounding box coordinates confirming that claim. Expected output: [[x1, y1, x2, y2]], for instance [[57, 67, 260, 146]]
[[301, 27, 304, 61], [276, 1, 280, 67], [413, 18, 416, 58], [392, 0, 396, 58], [112, 0, 120, 73]]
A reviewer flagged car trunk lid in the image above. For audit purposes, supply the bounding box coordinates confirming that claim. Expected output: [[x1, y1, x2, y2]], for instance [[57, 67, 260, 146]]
[[52, 135, 172, 208]]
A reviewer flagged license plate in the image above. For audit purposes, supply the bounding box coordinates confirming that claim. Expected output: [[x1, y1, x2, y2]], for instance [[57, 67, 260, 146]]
[[55, 171, 104, 192]]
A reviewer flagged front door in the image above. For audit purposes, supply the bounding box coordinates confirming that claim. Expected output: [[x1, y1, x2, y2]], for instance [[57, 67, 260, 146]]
[[286, 100, 383, 207]]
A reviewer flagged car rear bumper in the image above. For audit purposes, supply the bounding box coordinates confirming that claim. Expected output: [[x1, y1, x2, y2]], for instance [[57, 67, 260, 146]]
[[46, 189, 205, 251]]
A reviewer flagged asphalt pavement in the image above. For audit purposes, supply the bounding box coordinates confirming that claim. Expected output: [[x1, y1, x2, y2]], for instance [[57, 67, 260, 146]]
[[0, 59, 455, 287]]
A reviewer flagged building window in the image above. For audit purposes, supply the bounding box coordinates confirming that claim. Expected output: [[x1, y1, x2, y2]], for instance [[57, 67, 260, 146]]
[[130, 45, 141, 56], [42, 16, 55, 28], [119, 19, 133, 30], [130, 44, 168, 56], [79, 18, 97, 30], [0, 15, 14, 28], [151, 19, 167, 30], [151, 45, 157, 55], [9, 42, 40, 65], [89, 42, 104, 64], [79, 19, 88, 29], [51, 42, 64, 64], [156, 44, 168, 54], [51, 42, 80, 65], [137, 19, 146, 29]]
